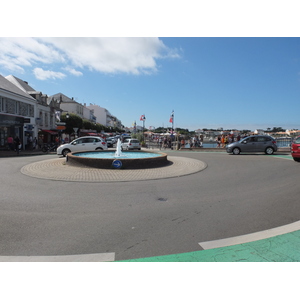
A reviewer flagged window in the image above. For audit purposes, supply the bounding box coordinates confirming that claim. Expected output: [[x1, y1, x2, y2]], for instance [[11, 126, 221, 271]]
[[257, 137, 266, 142]]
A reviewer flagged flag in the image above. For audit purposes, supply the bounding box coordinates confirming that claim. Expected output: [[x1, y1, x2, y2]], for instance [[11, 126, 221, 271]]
[[169, 110, 174, 123], [140, 115, 146, 121], [55, 110, 61, 122]]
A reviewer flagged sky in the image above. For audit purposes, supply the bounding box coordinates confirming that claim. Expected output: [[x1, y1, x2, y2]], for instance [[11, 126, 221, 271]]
[[1, 3, 300, 132]]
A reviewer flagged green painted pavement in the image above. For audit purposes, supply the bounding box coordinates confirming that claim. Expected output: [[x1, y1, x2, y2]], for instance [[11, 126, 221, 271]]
[[118, 230, 300, 262]]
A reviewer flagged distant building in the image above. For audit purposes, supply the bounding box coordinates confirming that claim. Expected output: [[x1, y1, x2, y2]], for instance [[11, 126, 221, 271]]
[[254, 129, 265, 135], [87, 104, 121, 128]]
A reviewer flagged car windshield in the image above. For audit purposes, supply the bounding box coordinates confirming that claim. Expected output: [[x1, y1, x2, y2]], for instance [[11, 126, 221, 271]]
[[294, 137, 300, 144]]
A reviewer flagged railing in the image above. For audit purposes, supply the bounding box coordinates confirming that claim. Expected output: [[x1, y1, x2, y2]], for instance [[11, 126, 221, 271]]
[[274, 137, 291, 148]]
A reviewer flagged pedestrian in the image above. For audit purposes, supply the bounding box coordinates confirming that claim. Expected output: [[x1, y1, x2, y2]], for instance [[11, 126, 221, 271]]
[[28, 135, 33, 150], [14, 136, 21, 154], [221, 135, 225, 148], [7, 136, 14, 150], [224, 135, 229, 147], [38, 136, 43, 150], [33, 137, 37, 150], [216, 136, 221, 148], [180, 138, 185, 149], [158, 137, 162, 149]]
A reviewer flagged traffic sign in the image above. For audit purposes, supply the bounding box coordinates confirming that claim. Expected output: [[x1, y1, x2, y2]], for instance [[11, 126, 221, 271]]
[[112, 160, 122, 169]]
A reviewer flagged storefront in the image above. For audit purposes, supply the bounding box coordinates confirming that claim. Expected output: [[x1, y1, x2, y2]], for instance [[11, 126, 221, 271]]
[[38, 129, 58, 144], [0, 114, 24, 150]]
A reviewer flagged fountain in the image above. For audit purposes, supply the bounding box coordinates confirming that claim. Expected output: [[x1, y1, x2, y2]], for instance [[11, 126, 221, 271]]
[[114, 138, 123, 157], [65, 138, 169, 169]]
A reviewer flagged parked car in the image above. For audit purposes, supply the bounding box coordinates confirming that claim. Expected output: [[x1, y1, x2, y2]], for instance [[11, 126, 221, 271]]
[[57, 136, 108, 157], [106, 137, 116, 148], [121, 139, 141, 150], [291, 136, 300, 162], [226, 135, 278, 155], [121, 135, 131, 143]]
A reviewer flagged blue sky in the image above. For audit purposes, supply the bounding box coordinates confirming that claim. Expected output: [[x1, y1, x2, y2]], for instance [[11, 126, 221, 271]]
[[1, 36, 299, 131]]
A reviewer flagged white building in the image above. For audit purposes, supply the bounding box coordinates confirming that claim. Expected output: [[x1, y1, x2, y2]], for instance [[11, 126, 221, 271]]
[[0, 74, 36, 149], [5, 75, 61, 144], [51, 93, 84, 118], [50, 93, 97, 124], [87, 104, 122, 128]]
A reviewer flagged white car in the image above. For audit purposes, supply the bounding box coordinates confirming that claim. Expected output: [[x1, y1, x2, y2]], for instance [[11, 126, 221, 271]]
[[121, 139, 141, 150], [57, 136, 108, 156]]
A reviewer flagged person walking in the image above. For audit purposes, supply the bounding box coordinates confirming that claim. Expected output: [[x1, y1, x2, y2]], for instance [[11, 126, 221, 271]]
[[38, 136, 43, 150], [7, 136, 14, 150], [221, 135, 225, 148], [180, 138, 185, 149], [14, 136, 21, 154]]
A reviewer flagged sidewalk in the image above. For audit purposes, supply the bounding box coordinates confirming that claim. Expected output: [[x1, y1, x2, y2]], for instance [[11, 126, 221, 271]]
[[0, 149, 51, 157]]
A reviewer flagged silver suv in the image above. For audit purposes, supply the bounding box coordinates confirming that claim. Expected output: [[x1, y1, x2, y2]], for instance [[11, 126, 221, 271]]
[[121, 139, 141, 150], [226, 135, 277, 155]]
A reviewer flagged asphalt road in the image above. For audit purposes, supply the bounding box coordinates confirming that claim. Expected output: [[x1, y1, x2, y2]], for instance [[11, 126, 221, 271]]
[[0, 151, 299, 261]]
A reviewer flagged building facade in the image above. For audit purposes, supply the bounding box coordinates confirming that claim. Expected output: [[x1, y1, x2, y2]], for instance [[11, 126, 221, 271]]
[[0, 75, 36, 150], [87, 104, 121, 129]]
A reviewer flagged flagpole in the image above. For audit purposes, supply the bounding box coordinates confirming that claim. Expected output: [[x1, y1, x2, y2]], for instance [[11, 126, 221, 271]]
[[172, 110, 174, 134], [143, 118, 145, 141]]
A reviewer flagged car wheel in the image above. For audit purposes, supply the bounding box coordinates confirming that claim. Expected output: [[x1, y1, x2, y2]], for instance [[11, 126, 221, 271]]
[[62, 149, 70, 157], [265, 147, 274, 155], [293, 157, 300, 162], [96, 147, 103, 151], [232, 147, 240, 155]]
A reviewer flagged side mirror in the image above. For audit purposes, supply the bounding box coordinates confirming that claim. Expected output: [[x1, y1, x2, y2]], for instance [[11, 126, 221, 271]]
[[242, 140, 247, 144], [72, 142, 77, 145]]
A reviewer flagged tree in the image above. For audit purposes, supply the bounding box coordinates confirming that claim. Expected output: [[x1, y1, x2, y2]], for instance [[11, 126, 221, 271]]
[[61, 113, 83, 135], [271, 127, 285, 133]]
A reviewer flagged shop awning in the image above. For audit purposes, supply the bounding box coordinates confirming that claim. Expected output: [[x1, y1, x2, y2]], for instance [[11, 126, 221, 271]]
[[86, 133, 99, 136], [41, 130, 58, 135]]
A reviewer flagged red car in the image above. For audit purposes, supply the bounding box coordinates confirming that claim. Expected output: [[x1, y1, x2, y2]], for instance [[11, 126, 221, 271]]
[[291, 136, 300, 162]]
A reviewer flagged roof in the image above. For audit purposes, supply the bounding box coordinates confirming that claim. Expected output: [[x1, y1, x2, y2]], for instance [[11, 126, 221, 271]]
[[5, 75, 36, 92], [50, 93, 75, 103], [0, 74, 35, 100]]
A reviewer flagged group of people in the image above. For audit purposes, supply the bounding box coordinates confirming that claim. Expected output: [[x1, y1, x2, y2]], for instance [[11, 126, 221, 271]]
[[157, 137, 174, 149], [188, 135, 204, 148], [7, 136, 22, 154], [6, 135, 45, 153], [215, 134, 241, 148]]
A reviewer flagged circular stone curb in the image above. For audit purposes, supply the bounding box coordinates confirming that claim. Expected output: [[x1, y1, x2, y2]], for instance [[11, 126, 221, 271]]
[[21, 156, 207, 182]]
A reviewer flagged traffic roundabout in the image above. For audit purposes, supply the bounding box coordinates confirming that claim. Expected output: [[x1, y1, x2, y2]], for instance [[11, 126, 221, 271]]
[[21, 155, 207, 182]]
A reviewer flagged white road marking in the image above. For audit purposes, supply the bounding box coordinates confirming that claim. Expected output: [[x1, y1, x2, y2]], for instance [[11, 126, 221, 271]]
[[0, 252, 115, 262], [199, 221, 300, 250]]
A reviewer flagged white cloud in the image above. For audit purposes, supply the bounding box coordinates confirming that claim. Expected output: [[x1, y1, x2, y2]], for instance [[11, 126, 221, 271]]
[[63, 66, 83, 76], [33, 68, 66, 80], [0, 37, 179, 79]]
